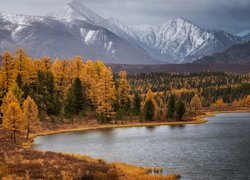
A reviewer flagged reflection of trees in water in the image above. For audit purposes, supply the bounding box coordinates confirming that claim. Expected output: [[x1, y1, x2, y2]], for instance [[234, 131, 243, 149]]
[[145, 126, 156, 132], [169, 125, 185, 129], [100, 128, 115, 137]]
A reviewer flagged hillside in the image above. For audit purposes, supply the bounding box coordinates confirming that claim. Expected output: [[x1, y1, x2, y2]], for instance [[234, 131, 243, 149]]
[[193, 41, 250, 64], [0, 0, 245, 64]]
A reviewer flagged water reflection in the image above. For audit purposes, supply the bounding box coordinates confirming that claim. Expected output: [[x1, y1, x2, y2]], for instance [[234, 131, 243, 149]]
[[34, 113, 250, 180]]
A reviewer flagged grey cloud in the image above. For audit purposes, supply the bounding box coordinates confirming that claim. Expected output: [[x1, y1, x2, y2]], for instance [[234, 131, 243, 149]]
[[0, 0, 249, 34]]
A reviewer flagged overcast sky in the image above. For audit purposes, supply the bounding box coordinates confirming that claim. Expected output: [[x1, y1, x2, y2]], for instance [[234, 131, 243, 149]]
[[0, 0, 249, 34]]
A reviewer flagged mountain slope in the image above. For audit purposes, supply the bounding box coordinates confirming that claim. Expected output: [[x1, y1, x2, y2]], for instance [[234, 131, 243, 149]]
[[0, 12, 157, 64], [193, 41, 250, 64], [0, 0, 245, 64], [127, 18, 242, 63]]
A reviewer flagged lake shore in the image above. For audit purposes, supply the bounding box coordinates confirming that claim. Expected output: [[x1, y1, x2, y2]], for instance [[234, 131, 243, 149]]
[[31, 108, 250, 139], [22, 108, 246, 179], [30, 119, 207, 138]]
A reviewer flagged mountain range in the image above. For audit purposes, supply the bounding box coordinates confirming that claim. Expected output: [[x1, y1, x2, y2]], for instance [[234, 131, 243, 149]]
[[0, 0, 248, 64], [194, 41, 250, 64]]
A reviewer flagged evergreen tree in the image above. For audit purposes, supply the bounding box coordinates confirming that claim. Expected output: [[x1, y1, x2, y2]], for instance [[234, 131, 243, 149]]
[[176, 101, 186, 121], [64, 87, 77, 119], [133, 92, 141, 115], [144, 99, 155, 121], [72, 77, 86, 114], [167, 94, 176, 119]]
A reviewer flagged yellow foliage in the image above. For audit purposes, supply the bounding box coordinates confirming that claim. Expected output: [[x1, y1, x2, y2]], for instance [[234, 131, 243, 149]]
[[118, 71, 131, 108], [211, 98, 227, 109], [0, 91, 19, 114], [0, 51, 17, 90], [245, 95, 250, 107], [190, 94, 202, 114], [2, 102, 25, 132], [96, 67, 116, 121], [23, 96, 40, 138]]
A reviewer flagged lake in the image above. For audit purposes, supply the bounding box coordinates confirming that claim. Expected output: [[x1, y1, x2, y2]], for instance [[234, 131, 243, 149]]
[[33, 113, 250, 179]]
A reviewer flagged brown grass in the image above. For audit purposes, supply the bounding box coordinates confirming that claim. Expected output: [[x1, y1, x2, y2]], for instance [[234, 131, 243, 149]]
[[0, 128, 179, 179]]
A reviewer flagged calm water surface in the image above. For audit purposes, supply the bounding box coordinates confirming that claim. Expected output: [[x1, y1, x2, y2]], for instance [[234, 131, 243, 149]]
[[33, 113, 250, 179]]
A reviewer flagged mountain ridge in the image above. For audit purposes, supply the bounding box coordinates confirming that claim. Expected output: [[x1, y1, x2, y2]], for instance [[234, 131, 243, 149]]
[[0, 0, 246, 64], [193, 41, 250, 64]]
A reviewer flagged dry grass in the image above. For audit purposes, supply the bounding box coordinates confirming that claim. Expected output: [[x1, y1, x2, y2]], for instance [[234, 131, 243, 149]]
[[112, 162, 180, 180], [0, 128, 179, 179]]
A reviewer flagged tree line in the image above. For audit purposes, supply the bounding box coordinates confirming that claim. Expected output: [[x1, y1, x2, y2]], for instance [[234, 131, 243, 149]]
[[0, 49, 250, 143]]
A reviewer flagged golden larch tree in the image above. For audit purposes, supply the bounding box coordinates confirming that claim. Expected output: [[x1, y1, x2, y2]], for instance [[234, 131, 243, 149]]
[[2, 102, 25, 143], [14, 48, 30, 84], [23, 96, 39, 139], [190, 94, 202, 115], [96, 67, 116, 123], [0, 51, 17, 91], [118, 71, 131, 110], [1, 91, 19, 115], [52, 59, 71, 97], [245, 95, 250, 107], [211, 98, 227, 109]]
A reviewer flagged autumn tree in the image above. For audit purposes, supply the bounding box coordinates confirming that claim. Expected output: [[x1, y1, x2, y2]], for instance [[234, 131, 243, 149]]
[[14, 48, 30, 84], [52, 59, 71, 97], [176, 101, 186, 121], [143, 99, 155, 121], [10, 82, 24, 104], [117, 71, 131, 112], [2, 102, 25, 143], [23, 96, 39, 139], [190, 94, 202, 115], [211, 98, 227, 109], [245, 95, 250, 107], [96, 68, 116, 123], [167, 94, 176, 119], [0, 51, 16, 91], [1, 91, 19, 114]]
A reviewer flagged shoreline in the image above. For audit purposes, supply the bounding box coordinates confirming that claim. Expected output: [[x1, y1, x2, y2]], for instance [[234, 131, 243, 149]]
[[31, 119, 207, 138], [31, 109, 250, 139], [28, 109, 249, 179]]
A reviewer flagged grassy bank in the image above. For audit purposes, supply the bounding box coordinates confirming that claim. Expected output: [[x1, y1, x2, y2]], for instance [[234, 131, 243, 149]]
[[2, 109, 248, 179], [31, 119, 207, 138], [0, 128, 180, 179]]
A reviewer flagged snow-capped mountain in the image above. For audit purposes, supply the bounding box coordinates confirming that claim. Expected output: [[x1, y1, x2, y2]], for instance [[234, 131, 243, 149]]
[[237, 30, 250, 37], [48, 0, 132, 42], [0, 11, 156, 64], [0, 0, 245, 64], [124, 18, 241, 63], [106, 16, 242, 63]]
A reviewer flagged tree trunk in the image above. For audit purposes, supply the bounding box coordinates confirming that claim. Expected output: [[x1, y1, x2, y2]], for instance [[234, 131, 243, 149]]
[[13, 130, 16, 144], [26, 126, 30, 139]]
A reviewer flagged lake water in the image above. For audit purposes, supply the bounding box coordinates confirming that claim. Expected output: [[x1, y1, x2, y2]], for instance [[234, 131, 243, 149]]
[[33, 113, 250, 179]]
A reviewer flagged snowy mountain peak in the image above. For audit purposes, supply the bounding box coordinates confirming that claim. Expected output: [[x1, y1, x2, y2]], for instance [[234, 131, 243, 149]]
[[48, 0, 102, 23]]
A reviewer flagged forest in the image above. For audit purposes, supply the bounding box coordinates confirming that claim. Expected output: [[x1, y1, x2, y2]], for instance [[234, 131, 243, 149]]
[[0, 48, 249, 179], [0, 48, 250, 142]]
